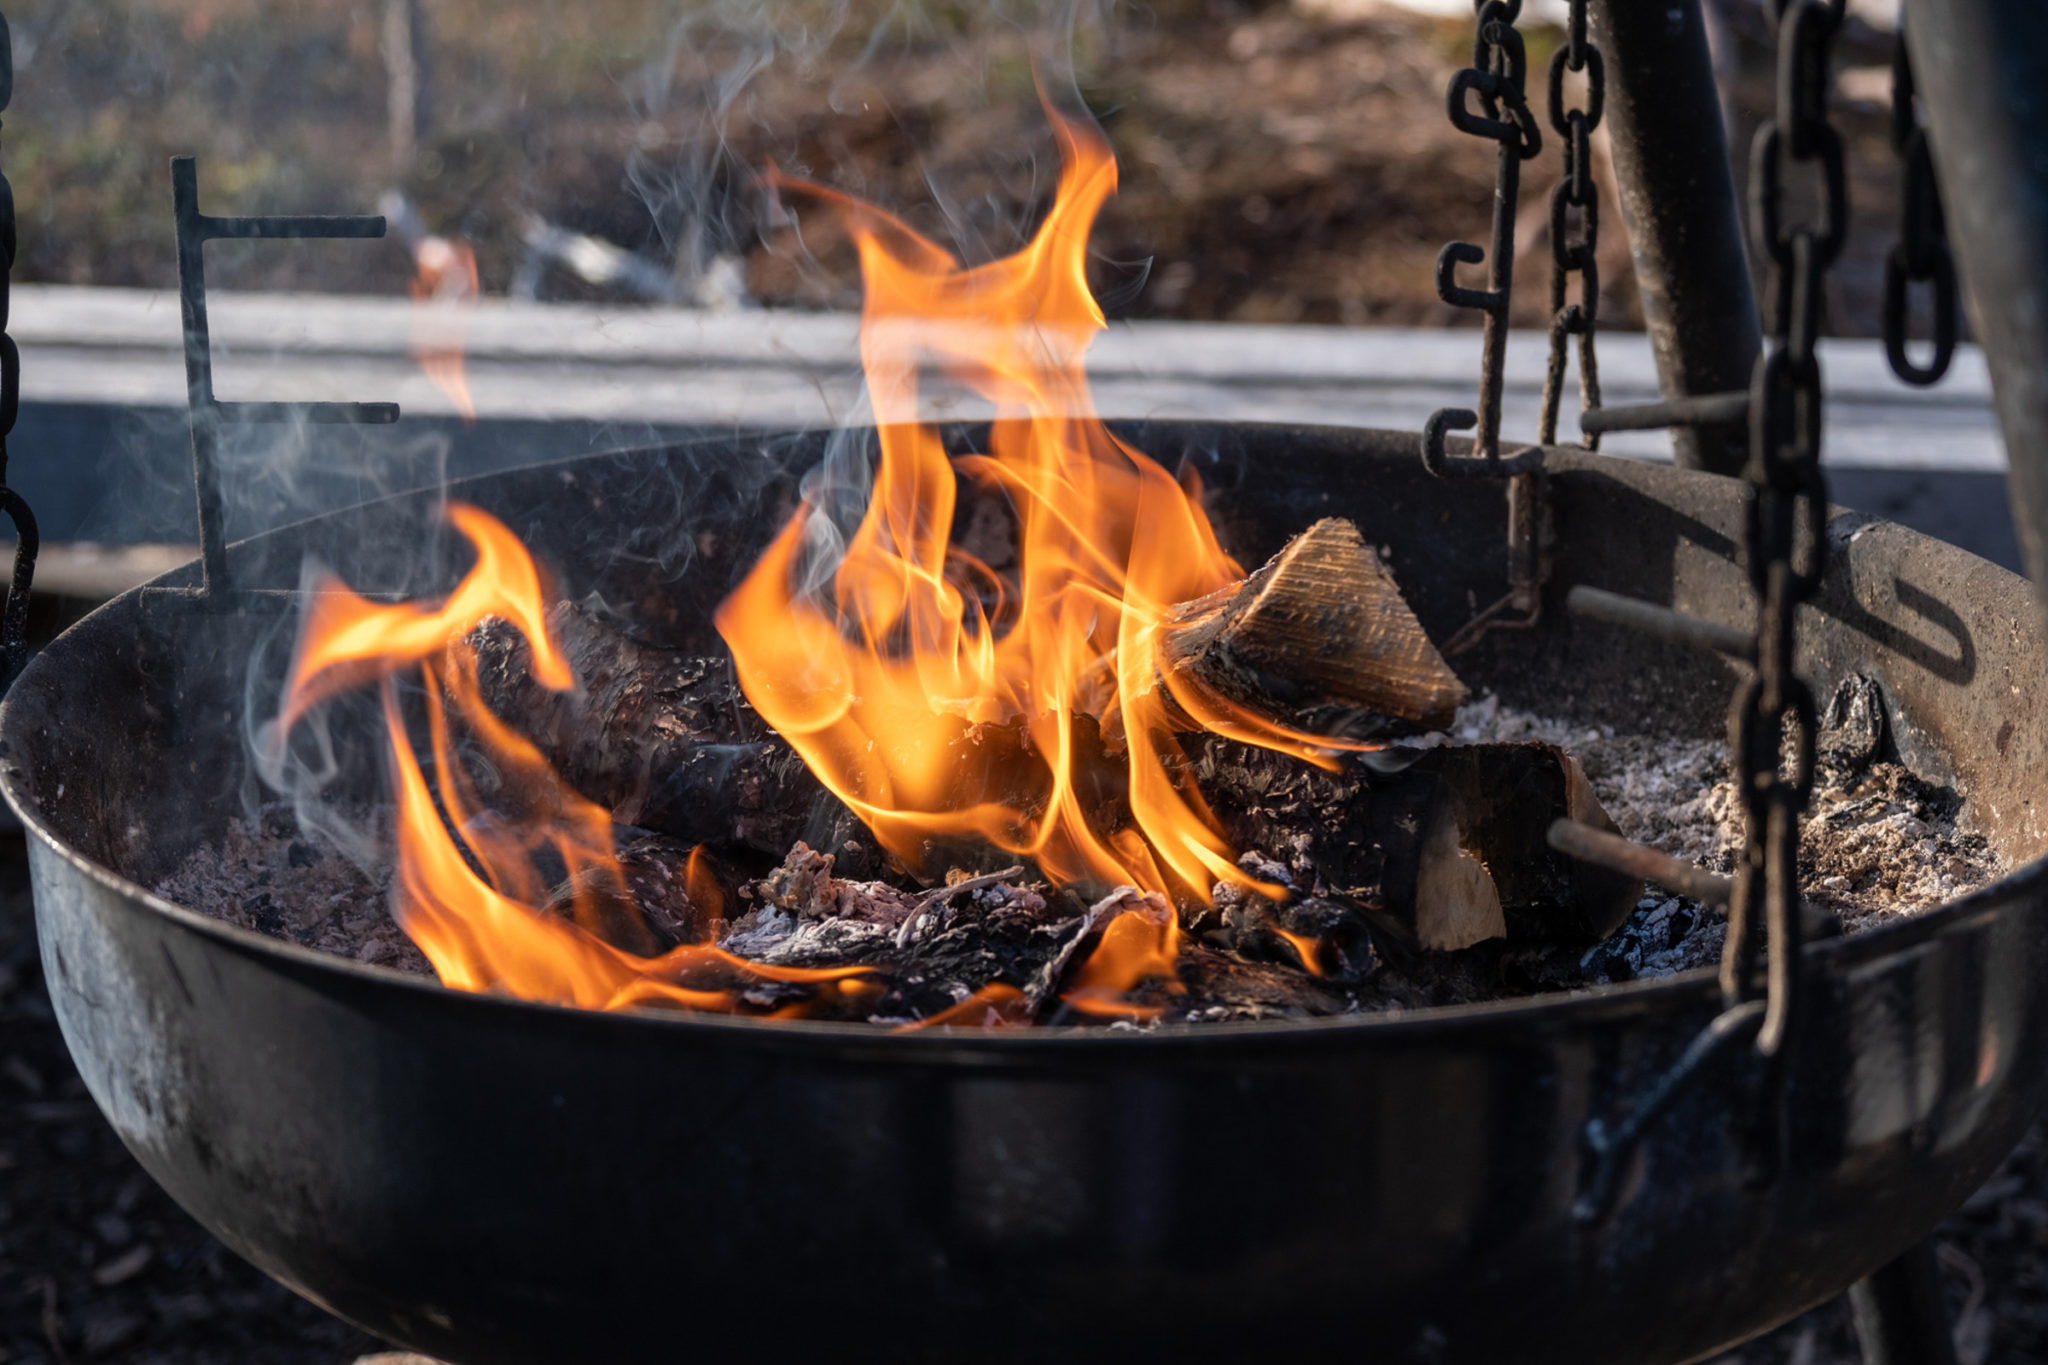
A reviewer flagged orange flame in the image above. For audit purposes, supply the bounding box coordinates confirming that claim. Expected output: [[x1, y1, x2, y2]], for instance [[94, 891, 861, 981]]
[[271, 99, 1367, 1025], [409, 235, 479, 423], [715, 98, 1355, 1008], [274, 503, 867, 1013]]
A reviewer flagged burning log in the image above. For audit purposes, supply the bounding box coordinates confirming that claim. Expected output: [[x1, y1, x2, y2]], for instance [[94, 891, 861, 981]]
[[467, 599, 843, 861], [1154, 517, 1468, 740], [466, 547, 1619, 964]]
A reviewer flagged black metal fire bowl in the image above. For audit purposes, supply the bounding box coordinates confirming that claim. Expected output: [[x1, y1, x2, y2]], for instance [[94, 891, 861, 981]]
[[6, 422, 2047, 1365]]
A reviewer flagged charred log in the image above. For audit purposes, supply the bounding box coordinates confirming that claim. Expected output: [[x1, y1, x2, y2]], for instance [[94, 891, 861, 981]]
[[468, 599, 843, 863], [1195, 739, 1641, 951]]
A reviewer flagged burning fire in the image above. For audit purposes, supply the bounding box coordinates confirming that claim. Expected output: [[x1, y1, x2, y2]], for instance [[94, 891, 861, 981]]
[[717, 100, 1361, 1006], [276, 99, 1365, 1023], [408, 234, 480, 422], [274, 504, 869, 1013]]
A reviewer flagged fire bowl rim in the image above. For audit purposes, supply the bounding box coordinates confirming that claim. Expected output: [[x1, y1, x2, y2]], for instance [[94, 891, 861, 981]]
[[4, 427, 2038, 1047]]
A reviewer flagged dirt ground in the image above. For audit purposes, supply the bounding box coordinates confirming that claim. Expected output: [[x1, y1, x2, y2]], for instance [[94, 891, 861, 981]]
[[10, 0, 1910, 337]]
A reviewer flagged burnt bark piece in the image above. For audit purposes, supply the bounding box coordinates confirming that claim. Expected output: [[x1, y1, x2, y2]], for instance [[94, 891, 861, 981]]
[[1196, 739, 1640, 951], [1156, 517, 1468, 740], [542, 831, 716, 955], [467, 599, 835, 861]]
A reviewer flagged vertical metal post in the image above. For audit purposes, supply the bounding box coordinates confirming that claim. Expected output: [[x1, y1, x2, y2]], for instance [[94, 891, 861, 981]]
[[1586, 0, 1760, 476], [1869, 6, 2047, 1360], [172, 156, 230, 600], [0, 9, 35, 689], [1849, 1240, 1959, 1365], [1900, 0, 2048, 590]]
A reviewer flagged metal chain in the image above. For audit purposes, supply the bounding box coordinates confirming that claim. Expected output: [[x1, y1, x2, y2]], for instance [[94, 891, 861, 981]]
[[1421, 0, 1547, 657], [0, 13, 36, 690], [1881, 25, 1957, 386], [1537, 0, 1604, 448], [1421, 0, 1543, 477], [1575, 0, 1849, 1223], [1725, 0, 1845, 1158]]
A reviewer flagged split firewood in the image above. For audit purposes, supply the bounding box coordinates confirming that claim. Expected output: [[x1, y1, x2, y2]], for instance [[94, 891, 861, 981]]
[[1153, 517, 1468, 741], [1389, 742, 1641, 947], [1197, 739, 1641, 952]]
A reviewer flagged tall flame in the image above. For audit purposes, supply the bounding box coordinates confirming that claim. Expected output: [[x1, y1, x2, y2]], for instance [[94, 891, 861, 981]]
[[274, 504, 866, 1013], [273, 100, 1365, 1023], [715, 99, 1347, 1006]]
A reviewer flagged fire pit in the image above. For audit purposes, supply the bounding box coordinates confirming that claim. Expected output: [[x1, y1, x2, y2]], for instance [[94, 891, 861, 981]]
[[7, 0, 2048, 1358], [8, 420, 2047, 1364]]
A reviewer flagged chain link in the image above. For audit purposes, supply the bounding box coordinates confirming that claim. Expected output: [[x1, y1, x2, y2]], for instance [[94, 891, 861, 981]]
[[0, 12, 36, 690], [1537, 0, 1604, 447], [1725, 0, 1842, 1119], [1881, 26, 1957, 386]]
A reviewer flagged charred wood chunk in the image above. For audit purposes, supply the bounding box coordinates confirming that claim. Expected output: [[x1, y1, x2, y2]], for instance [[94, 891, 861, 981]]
[[1819, 673, 1887, 777], [719, 843, 1084, 1025], [1206, 861, 1379, 983], [543, 831, 722, 955], [1156, 517, 1468, 741], [467, 598, 835, 860], [1198, 739, 1639, 952], [1395, 743, 1641, 946], [1164, 943, 1358, 1023]]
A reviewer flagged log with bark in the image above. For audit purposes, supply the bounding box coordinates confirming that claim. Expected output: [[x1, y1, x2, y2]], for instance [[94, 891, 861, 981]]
[[467, 600, 845, 862], [1152, 517, 1468, 740]]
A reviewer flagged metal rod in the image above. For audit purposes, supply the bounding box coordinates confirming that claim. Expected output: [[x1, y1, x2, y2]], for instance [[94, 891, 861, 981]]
[[1548, 817, 1731, 903], [1579, 389, 1749, 437], [1585, 0, 1760, 476], [1849, 1239, 1959, 1365], [1565, 584, 1758, 661], [171, 155, 230, 602], [1901, 0, 2048, 593], [216, 401, 400, 426], [1548, 818, 1839, 940]]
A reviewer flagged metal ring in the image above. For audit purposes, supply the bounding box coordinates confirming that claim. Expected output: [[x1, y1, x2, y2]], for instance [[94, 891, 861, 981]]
[[1883, 244, 1958, 386], [1750, 121, 1847, 270], [1546, 44, 1603, 137]]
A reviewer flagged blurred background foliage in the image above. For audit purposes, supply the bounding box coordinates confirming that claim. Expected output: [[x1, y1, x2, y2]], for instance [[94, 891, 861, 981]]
[[4, 0, 1904, 329]]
